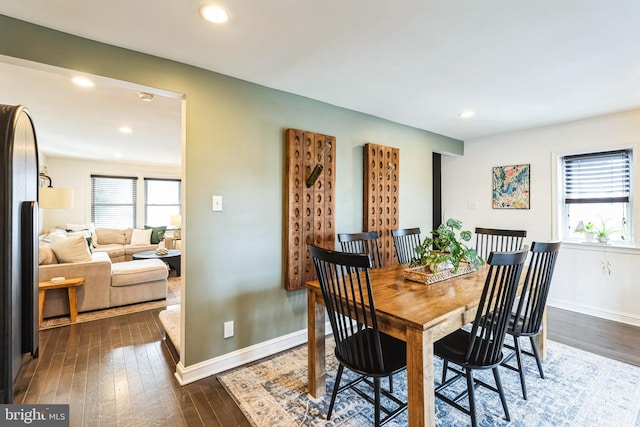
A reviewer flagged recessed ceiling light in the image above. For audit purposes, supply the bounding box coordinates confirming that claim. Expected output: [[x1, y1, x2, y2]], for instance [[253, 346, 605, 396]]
[[119, 127, 133, 134], [458, 111, 475, 119], [200, 5, 229, 23], [72, 77, 95, 87]]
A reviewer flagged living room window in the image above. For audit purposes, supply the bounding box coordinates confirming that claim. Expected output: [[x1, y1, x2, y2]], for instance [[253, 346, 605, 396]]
[[561, 149, 632, 243], [144, 178, 181, 226], [91, 175, 138, 228]]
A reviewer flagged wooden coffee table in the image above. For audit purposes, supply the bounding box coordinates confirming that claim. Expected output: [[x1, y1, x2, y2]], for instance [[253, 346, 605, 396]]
[[132, 249, 181, 276], [39, 277, 85, 325]]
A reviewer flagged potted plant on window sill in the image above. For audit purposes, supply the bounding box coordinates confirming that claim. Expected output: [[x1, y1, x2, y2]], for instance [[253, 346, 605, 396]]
[[595, 218, 617, 244], [404, 218, 485, 284], [575, 220, 596, 242]]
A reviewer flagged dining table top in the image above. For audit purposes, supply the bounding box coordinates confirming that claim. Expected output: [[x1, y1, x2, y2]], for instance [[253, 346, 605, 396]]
[[306, 262, 527, 334]]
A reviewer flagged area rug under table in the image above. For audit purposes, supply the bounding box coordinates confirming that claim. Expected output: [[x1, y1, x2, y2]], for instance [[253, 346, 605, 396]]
[[218, 338, 640, 427]]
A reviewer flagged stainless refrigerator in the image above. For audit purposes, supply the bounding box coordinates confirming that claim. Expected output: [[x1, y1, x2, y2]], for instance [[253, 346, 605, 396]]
[[0, 104, 39, 403]]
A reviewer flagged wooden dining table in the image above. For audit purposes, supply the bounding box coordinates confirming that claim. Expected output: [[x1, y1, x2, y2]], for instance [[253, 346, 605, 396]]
[[306, 262, 542, 427]]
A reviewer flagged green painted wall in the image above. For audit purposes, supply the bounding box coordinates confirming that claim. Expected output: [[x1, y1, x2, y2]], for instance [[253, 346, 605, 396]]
[[0, 15, 463, 366]]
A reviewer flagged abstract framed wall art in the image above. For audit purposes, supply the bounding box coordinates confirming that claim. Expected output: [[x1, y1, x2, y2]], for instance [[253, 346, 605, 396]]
[[492, 164, 530, 209]]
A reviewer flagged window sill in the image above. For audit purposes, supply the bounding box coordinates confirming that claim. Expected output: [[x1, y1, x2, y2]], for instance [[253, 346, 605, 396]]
[[562, 240, 640, 254]]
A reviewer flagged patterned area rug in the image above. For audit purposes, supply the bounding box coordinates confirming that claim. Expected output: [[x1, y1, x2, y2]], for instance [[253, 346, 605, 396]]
[[39, 275, 181, 329], [218, 338, 640, 426]]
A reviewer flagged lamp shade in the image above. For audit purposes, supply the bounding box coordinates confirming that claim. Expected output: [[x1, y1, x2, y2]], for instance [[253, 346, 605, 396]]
[[170, 214, 182, 227], [40, 187, 74, 209]]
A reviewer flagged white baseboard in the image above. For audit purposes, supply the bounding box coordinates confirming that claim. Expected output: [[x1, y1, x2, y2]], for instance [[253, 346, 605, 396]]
[[548, 298, 640, 327], [174, 322, 331, 386]]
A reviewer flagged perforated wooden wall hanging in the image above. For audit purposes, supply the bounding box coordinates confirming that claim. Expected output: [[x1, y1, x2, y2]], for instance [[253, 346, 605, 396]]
[[285, 129, 336, 291], [363, 143, 400, 266]]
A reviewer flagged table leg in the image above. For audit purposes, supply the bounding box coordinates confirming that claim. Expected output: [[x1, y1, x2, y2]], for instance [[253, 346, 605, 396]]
[[38, 289, 46, 326], [67, 287, 78, 323], [534, 308, 547, 360], [406, 327, 435, 427], [307, 290, 325, 398], [169, 257, 181, 276]]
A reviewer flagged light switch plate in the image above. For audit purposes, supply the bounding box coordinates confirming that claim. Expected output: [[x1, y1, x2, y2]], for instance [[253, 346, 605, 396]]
[[212, 195, 223, 211]]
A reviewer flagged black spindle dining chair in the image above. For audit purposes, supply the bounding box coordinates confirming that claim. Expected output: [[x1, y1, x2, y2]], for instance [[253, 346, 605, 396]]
[[309, 245, 407, 426], [475, 227, 527, 262], [391, 228, 421, 264], [434, 248, 528, 427], [502, 240, 561, 400], [338, 231, 383, 269]]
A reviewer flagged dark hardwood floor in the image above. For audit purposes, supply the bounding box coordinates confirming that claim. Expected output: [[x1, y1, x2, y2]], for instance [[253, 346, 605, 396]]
[[547, 306, 640, 367], [14, 305, 640, 426], [14, 308, 251, 427]]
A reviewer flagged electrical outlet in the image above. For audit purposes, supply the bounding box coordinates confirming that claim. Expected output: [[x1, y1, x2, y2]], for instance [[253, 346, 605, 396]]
[[223, 321, 234, 338]]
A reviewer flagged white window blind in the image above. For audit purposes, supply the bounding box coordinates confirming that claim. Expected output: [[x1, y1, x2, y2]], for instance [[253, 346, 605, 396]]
[[564, 149, 631, 204], [91, 175, 137, 228]]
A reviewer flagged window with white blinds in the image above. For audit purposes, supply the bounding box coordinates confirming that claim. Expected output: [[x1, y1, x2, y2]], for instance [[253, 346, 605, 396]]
[[144, 178, 181, 226], [562, 149, 632, 242], [91, 175, 138, 228], [564, 150, 631, 204]]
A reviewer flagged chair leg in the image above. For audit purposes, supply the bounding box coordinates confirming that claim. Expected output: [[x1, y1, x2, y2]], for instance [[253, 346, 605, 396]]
[[529, 336, 545, 379], [465, 370, 478, 427], [492, 367, 510, 422], [442, 360, 449, 384], [327, 364, 344, 420], [388, 374, 393, 393], [374, 377, 381, 427], [514, 337, 528, 400]]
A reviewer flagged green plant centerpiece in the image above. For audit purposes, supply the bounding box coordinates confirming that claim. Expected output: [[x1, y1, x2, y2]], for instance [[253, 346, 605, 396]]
[[409, 218, 485, 273]]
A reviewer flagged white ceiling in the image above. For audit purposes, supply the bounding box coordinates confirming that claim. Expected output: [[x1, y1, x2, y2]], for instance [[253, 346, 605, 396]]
[[0, 58, 183, 166], [1, 0, 639, 164]]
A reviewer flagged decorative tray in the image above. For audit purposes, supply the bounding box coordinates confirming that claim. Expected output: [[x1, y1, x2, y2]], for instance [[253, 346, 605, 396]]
[[403, 264, 476, 285]]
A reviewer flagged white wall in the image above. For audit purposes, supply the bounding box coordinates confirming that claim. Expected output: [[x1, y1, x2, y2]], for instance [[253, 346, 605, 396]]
[[40, 155, 180, 233], [441, 109, 640, 326]]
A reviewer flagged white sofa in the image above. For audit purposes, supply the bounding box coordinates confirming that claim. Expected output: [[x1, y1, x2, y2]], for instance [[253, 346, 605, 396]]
[[39, 252, 168, 318], [92, 227, 163, 262], [38, 226, 170, 319]]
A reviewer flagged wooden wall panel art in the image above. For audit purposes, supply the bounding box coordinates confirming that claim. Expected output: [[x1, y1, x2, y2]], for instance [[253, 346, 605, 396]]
[[363, 143, 399, 266], [285, 129, 336, 291]]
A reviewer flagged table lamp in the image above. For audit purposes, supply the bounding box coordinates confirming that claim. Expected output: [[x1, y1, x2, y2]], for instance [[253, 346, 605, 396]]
[[170, 214, 182, 239], [39, 169, 74, 209]]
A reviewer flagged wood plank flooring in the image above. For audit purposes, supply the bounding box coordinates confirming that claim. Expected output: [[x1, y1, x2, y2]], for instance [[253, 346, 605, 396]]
[[13, 305, 640, 426], [14, 308, 251, 427]]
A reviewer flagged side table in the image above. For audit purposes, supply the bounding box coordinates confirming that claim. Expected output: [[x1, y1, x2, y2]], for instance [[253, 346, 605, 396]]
[[39, 277, 85, 325]]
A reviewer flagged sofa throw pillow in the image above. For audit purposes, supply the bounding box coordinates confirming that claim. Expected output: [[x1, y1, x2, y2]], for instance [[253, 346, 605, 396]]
[[96, 228, 127, 245], [144, 225, 167, 244], [65, 229, 93, 250], [38, 245, 58, 265], [50, 234, 92, 263], [130, 228, 152, 246], [66, 222, 98, 246]]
